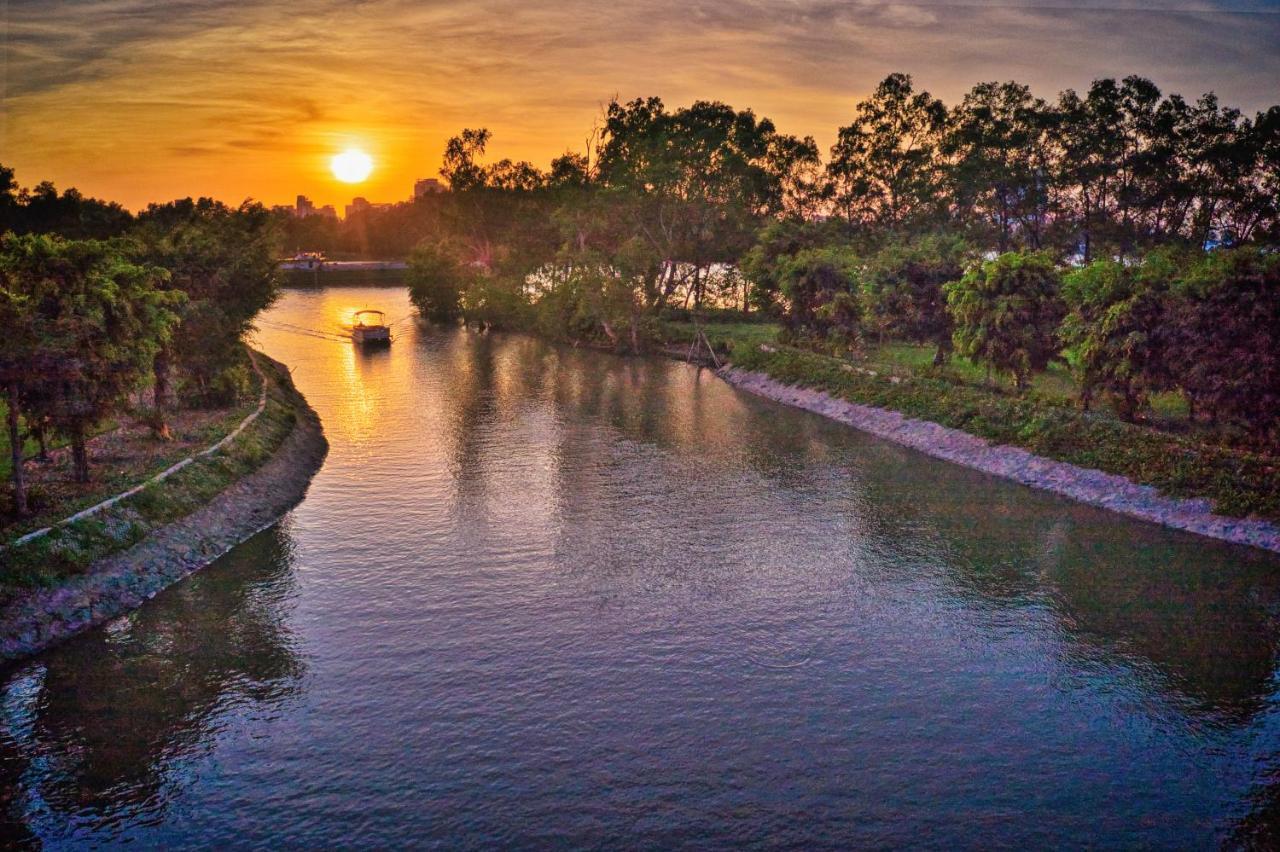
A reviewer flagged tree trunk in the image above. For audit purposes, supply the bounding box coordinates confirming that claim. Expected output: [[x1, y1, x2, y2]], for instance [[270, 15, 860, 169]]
[[34, 420, 48, 461], [71, 426, 90, 484], [932, 335, 951, 367], [152, 347, 174, 440], [7, 381, 27, 516]]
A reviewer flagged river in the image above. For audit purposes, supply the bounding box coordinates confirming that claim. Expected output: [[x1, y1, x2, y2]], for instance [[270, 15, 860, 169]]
[[4, 285, 1280, 848]]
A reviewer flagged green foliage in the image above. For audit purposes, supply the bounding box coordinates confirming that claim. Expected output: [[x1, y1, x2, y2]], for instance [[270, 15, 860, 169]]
[[741, 218, 853, 314], [0, 233, 182, 483], [859, 233, 970, 363], [1060, 255, 1173, 418], [1168, 248, 1280, 441], [134, 198, 281, 408], [462, 274, 531, 331], [777, 246, 863, 352], [407, 241, 468, 323], [946, 251, 1065, 389]]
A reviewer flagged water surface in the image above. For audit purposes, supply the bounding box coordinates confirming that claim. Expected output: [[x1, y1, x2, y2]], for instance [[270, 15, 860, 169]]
[[5, 286, 1280, 848]]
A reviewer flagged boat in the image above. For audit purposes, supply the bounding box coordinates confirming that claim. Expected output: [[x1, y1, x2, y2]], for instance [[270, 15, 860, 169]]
[[280, 250, 327, 270], [351, 309, 391, 346]]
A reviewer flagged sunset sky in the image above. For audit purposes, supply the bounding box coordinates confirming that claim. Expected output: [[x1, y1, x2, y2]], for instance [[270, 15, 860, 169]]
[[6, 0, 1280, 212]]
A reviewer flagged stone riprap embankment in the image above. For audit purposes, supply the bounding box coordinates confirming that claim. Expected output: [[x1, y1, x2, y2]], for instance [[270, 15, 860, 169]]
[[720, 366, 1280, 554], [0, 358, 327, 663]]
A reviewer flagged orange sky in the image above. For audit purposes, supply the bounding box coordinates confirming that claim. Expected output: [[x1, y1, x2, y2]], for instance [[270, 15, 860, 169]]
[[6, 1, 1280, 212]]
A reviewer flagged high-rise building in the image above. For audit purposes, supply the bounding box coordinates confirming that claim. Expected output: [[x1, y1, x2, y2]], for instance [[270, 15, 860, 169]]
[[345, 197, 392, 219], [413, 178, 445, 198], [345, 196, 371, 219]]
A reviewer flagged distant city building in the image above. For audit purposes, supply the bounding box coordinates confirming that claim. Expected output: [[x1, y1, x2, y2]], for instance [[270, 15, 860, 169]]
[[346, 196, 370, 219], [414, 178, 445, 198], [287, 195, 336, 219], [345, 196, 392, 219]]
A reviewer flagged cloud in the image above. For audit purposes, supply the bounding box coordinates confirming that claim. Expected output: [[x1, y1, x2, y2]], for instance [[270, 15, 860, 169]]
[[4, 0, 1278, 209]]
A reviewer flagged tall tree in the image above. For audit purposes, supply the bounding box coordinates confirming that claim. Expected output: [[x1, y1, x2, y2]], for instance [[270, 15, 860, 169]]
[[827, 74, 948, 231], [135, 199, 281, 424], [944, 81, 1052, 252], [596, 97, 818, 309]]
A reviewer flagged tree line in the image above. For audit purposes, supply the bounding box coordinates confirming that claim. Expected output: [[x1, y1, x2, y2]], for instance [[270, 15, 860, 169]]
[[1, 171, 281, 518], [400, 73, 1277, 442], [770, 237, 1279, 444]]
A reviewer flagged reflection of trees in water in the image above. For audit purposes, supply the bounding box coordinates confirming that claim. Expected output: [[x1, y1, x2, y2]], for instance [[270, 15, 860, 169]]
[[852, 462, 1280, 718], [416, 330, 1280, 841], [442, 332, 502, 506], [0, 524, 302, 842]]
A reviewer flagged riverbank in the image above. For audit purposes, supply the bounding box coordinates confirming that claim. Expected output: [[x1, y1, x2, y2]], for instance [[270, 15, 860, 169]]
[[0, 353, 327, 663], [722, 347, 1280, 554]]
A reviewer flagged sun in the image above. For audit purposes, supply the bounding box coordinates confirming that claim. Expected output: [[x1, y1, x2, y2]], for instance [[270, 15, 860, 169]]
[[331, 148, 373, 183]]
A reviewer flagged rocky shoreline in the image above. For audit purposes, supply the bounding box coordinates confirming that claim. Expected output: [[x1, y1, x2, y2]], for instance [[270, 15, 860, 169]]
[[720, 366, 1280, 555], [0, 358, 328, 664]]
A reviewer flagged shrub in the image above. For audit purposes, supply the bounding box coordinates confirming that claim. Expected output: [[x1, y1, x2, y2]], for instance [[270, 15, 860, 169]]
[[777, 246, 863, 352], [1168, 247, 1280, 443], [1060, 255, 1173, 419], [859, 233, 969, 364], [945, 251, 1064, 390]]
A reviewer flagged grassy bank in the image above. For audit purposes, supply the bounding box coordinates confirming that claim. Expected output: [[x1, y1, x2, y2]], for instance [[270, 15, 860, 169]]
[[729, 342, 1280, 523], [0, 355, 300, 598], [666, 319, 1192, 422], [2, 360, 262, 536]]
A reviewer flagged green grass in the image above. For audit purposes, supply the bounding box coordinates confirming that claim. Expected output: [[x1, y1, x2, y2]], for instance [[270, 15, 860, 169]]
[[662, 317, 1200, 440], [729, 342, 1280, 523], [660, 320, 781, 354], [0, 356, 300, 596], [860, 341, 1074, 400]]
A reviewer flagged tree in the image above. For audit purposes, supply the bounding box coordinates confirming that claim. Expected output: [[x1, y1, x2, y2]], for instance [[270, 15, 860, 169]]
[[8, 178, 133, 239], [860, 233, 970, 364], [944, 81, 1052, 252], [1060, 255, 1174, 419], [596, 97, 818, 309], [0, 270, 36, 514], [945, 251, 1064, 389], [827, 74, 948, 231], [0, 234, 180, 483], [777, 246, 863, 351], [135, 199, 281, 421], [741, 218, 854, 315], [407, 241, 469, 323], [1167, 248, 1280, 442]]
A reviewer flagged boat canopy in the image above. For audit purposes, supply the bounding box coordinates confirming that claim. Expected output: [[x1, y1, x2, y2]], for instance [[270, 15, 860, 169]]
[[354, 309, 386, 326]]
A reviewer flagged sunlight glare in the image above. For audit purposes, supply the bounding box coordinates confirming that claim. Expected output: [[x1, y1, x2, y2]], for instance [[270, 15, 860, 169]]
[[331, 148, 373, 183]]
